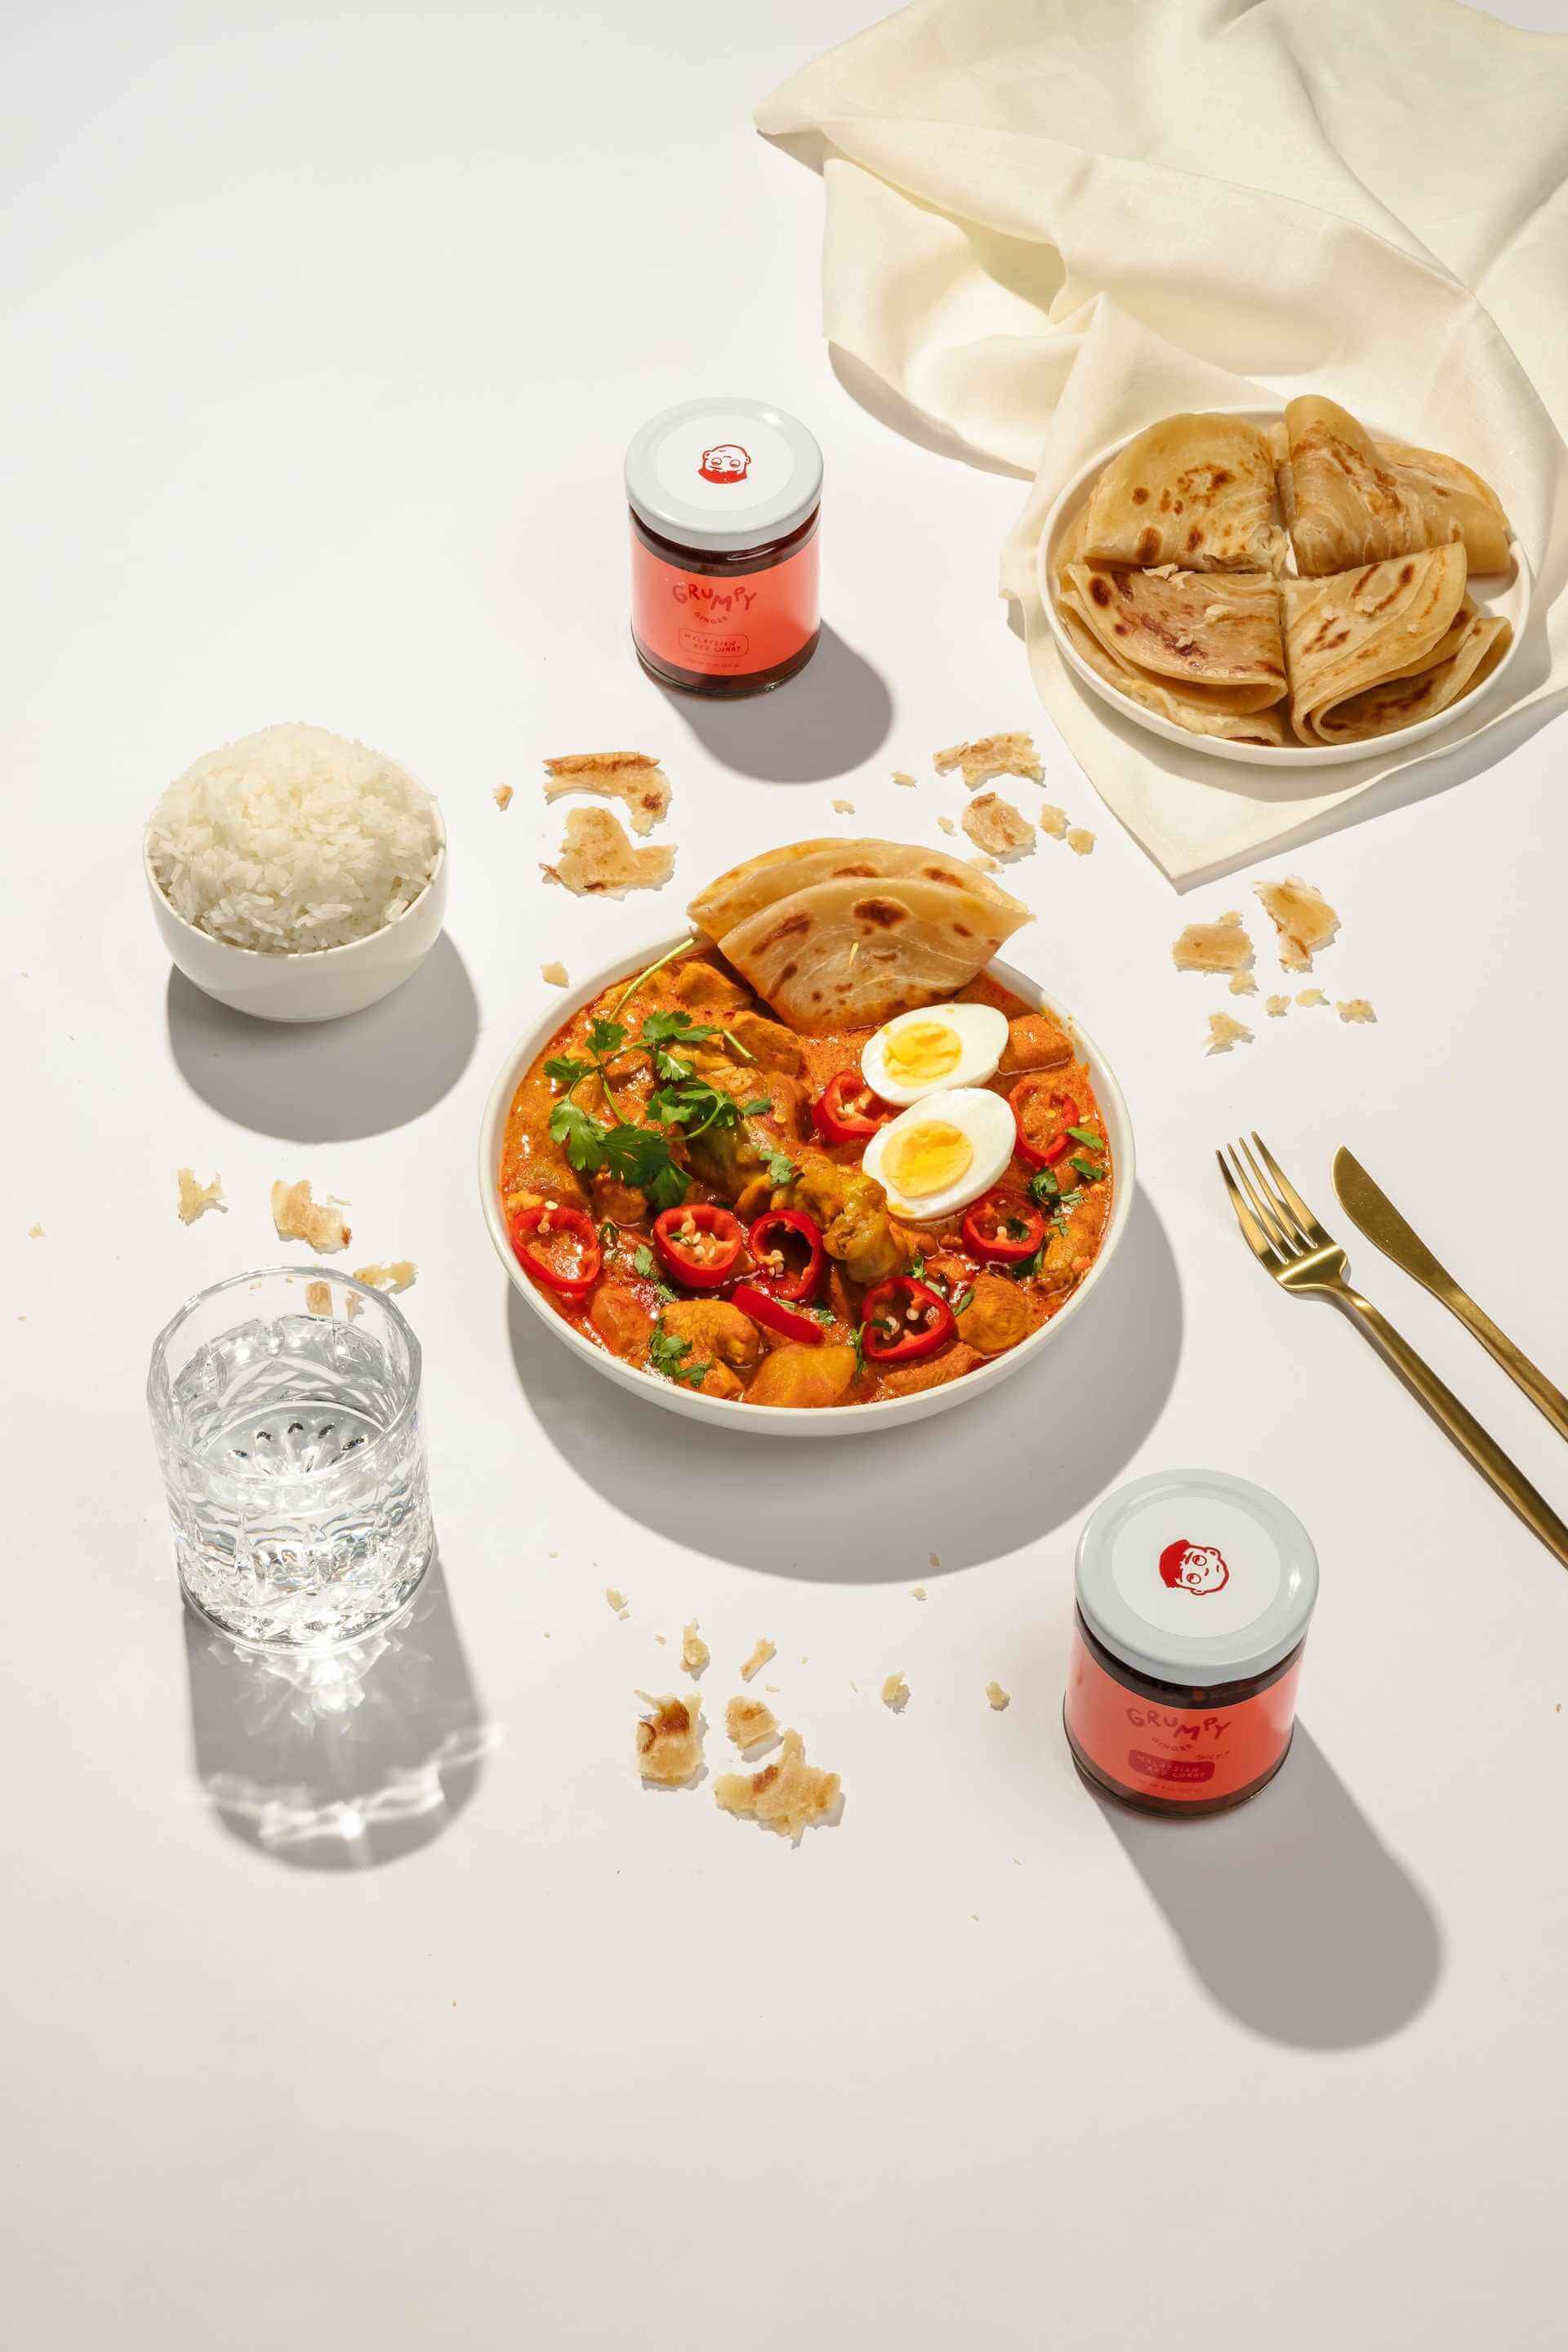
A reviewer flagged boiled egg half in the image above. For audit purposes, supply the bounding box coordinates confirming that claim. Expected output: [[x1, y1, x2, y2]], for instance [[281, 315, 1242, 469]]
[[862, 1086, 1017, 1223], [860, 1002, 1009, 1107]]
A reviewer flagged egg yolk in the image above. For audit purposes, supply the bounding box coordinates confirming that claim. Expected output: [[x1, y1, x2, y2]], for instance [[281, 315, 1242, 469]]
[[883, 1020, 963, 1087], [882, 1120, 973, 1201]]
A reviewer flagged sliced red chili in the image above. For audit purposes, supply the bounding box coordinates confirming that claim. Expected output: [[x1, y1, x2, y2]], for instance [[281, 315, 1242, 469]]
[[1010, 1078, 1080, 1171], [653, 1202, 745, 1290], [732, 1282, 825, 1346], [962, 1190, 1046, 1266], [859, 1276, 957, 1365], [510, 1203, 602, 1303], [813, 1068, 895, 1147], [746, 1209, 826, 1303]]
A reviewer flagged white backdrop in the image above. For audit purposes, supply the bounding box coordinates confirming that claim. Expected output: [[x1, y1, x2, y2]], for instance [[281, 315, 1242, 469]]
[[3, 6, 1566, 2348]]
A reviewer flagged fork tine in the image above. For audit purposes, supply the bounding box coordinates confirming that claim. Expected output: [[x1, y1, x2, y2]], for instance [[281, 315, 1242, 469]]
[[1226, 1143, 1296, 1256], [1250, 1133, 1329, 1245], [1237, 1137, 1312, 1251], [1216, 1149, 1282, 1267]]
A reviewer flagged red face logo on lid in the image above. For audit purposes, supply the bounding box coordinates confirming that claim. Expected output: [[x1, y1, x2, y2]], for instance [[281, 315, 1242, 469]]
[[699, 443, 751, 484], [1158, 1539, 1230, 1597]]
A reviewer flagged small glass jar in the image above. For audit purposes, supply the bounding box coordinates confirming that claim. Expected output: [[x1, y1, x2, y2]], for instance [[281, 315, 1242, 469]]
[[625, 397, 822, 697], [1063, 1468, 1318, 1817]]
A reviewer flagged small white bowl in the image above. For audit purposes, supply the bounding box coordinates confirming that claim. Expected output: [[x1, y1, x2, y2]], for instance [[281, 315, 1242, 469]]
[[479, 936, 1136, 1437], [1039, 405, 1531, 768], [145, 824, 448, 1023]]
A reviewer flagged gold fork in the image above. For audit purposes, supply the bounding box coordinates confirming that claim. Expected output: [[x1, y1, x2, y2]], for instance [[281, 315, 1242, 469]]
[[1218, 1134, 1568, 1570]]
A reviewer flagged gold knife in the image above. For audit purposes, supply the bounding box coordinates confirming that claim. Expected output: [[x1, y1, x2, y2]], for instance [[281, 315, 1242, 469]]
[[1334, 1147, 1568, 1442]]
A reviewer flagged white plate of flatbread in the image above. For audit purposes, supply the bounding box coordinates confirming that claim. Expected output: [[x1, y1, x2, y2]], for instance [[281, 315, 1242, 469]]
[[1039, 402, 1530, 768]]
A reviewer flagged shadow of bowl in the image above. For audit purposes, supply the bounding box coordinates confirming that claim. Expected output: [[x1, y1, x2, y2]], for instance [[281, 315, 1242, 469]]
[[167, 930, 479, 1142], [182, 1552, 495, 1870], [504, 1186, 1183, 1582], [1098, 1721, 1443, 2049], [654, 621, 893, 782]]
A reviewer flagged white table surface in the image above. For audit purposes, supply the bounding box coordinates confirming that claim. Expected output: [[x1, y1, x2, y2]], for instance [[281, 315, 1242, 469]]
[[5, 5, 1567, 2346]]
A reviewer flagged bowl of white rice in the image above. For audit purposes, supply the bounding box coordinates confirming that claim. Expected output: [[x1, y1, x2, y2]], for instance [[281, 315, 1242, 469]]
[[145, 722, 448, 1022]]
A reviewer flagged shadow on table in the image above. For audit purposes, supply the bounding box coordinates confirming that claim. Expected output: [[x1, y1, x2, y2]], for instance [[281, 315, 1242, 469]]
[[654, 621, 893, 782], [165, 932, 479, 1143], [1098, 1723, 1442, 2049], [183, 1553, 496, 1870], [506, 1185, 1181, 1582]]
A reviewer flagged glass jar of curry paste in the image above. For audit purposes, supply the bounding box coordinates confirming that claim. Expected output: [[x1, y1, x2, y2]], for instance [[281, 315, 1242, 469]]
[[625, 397, 822, 697], [1064, 1469, 1319, 1818]]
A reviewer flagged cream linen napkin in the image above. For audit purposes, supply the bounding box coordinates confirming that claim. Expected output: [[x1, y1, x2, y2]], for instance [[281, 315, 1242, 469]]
[[757, 0, 1568, 883]]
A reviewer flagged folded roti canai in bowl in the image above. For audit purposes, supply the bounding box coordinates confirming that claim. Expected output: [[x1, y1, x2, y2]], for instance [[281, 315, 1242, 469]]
[[1283, 546, 1512, 745], [1055, 545, 1290, 744], [1280, 396, 1511, 577], [1076, 412, 1284, 574]]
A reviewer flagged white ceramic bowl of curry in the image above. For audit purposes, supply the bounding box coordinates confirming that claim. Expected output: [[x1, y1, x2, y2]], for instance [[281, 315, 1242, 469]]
[[479, 936, 1136, 1437]]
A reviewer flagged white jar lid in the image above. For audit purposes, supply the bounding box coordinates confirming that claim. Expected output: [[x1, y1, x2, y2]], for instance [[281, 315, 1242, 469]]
[[625, 397, 823, 555], [1075, 1468, 1318, 1686]]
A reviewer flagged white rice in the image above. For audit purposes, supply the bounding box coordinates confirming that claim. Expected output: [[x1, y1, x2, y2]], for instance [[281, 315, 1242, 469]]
[[147, 722, 443, 954]]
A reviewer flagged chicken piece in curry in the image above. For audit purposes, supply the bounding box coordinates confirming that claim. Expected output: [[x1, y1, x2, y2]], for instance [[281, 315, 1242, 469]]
[[499, 943, 1113, 1410]]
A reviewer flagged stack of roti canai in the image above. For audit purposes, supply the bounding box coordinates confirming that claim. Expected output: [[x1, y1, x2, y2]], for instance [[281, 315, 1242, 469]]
[[1052, 398, 1512, 749], [688, 840, 1030, 1034]]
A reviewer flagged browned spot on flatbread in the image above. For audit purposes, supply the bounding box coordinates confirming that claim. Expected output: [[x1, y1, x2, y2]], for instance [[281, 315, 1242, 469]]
[[853, 896, 909, 931], [1131, 486, 1148, 505], [777, 960, 797, 982], [756, 911, 812, 951], [1135, 528, 1160, 564], [1398, 562, 1414, 585], [1089, 577, 1113, 607], [1187, 526, 1204, 550]]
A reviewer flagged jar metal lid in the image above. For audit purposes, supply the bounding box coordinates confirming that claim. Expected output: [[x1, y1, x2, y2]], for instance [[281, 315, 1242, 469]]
[[1075, 1468, 1319, 1686], [625, 397, 823, 555]]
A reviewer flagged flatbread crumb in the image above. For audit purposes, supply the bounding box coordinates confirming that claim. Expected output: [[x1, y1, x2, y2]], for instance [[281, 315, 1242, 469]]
[[892, 770, 917, 787], [543, 751, 670, 835], [1255, 876, 1340, 971], [605, 1587, 630, 1617], [1206, 1012, 1254, 1054], [831, 798, 855, 815], [929, 1552, 940, 1568], [270, 1179, 350, 1252], [680, 1620, 710, 1677], [911, 1585, 927, 1600], [635, 1692, 703, 1787], [713, 1729, 840, 1838], [304, 1280, 333, 1316], [1173, 922, 1254, 976], [540, 960, 569, 987], [726, 1695, 777, 1751], [1067, 828, 1095, 857], [934, 731, 1043, 789], [1039, 804, 1070, 839], [27, 1223, 43, 1239], [1297, 988, 1329, 1008], [935, 815, 957, 836], [962, 791, 1036, 861], [986, 1682, 1010, 1712], [345, 1294, 363, 1320], [176, 1169, 225, 1224], [881, 1672, 910, 1713], [543, 806, 675, 898], [352, 1259, 416, 1293], [493, 784, 513, 811], [1337, 997, 1378, 1023], [1266, 994, 1290, 1017], [740, 1637, 775, 1682], [1229, 972, 1258, 996]]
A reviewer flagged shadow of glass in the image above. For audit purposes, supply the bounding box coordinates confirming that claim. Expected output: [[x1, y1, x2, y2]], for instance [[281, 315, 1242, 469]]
[[655, 621, 893, 782], [183, 1552, 496, 1870], [165, 931, 479, 1142], [504, 1186, 1181, 1582], [1097, 1722, 1443, 2049]]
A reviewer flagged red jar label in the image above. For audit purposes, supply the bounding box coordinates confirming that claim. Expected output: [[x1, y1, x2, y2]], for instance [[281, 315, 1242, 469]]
[[630, 528, 818, 678], [1064, 1624, 1302, 1806]]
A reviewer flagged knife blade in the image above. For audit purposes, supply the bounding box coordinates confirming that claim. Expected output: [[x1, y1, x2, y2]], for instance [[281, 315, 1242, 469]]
[[1333, 1146, 1568, 1442]]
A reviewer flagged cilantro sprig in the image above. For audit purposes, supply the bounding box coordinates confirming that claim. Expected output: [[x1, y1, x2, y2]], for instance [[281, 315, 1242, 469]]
[[649, 1319, 709, 1390]]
